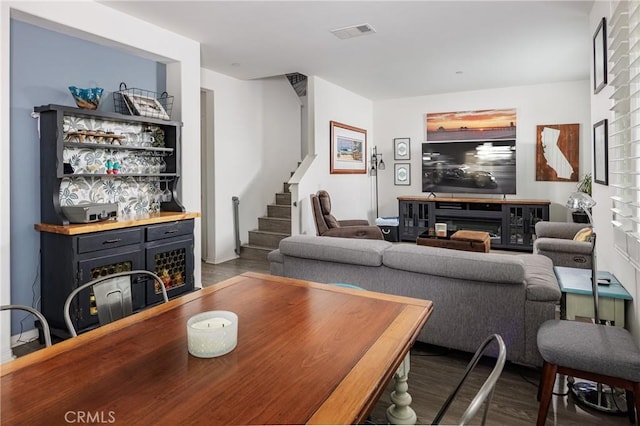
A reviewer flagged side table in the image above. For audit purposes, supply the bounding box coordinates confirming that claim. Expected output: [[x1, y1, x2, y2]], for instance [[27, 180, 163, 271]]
[[554, 266, 632, 327]]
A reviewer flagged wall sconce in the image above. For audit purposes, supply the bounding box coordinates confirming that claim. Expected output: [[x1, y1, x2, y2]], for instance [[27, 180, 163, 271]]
[[370, 146, 385, 217]]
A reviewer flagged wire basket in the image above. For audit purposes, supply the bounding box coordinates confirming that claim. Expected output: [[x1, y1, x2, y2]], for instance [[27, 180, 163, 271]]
[[113, 83, 173, 120]]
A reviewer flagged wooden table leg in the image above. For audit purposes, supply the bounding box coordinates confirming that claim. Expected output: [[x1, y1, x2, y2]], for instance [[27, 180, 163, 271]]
[[386, 353, 417, 425]]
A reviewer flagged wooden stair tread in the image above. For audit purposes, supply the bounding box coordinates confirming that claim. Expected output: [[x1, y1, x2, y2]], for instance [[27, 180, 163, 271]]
[[241, 243, 275, 250], [249, 229, 290, 236]]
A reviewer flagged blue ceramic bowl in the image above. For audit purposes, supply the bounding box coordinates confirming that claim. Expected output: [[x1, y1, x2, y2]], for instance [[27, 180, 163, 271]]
[[69, 86, 103, 110]]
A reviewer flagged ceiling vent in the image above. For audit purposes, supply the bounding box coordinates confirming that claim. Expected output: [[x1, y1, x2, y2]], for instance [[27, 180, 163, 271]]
[[330, 23, 376, 40]]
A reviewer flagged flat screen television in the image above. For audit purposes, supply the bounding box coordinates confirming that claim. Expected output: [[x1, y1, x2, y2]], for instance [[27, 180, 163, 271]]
[[422, 140, 516, 194]]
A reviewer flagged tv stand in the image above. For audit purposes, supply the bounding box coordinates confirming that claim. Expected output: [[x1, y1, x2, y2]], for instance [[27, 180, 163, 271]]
[[398, 196, 550, 251]]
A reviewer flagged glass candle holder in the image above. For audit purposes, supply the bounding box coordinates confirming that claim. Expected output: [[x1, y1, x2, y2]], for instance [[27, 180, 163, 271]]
[[187, 311, 238, 358]]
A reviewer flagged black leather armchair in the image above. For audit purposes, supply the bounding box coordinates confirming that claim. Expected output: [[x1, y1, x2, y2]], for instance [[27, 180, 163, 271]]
[[310, 190, 383, 240]]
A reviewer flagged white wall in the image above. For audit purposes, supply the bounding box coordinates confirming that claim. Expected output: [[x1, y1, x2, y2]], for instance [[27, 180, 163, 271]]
[[589, 1, 639, 342], [1, 1, 12, 362], [373, 81, 591, 220], [293, 76, 375, 236], [1, 0, 201, 358], [200, 70, 301, 263]]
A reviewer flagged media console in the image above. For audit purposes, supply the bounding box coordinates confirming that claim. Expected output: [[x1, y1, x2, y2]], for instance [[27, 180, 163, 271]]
[[398, 196, 550, 251]]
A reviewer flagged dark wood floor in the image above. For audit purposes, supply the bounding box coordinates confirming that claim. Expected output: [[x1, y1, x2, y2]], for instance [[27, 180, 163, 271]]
[[202, 258, 631, 425], [11, 259, 631, 425]]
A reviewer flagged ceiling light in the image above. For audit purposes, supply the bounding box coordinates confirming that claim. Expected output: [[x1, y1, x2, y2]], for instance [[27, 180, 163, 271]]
[[330, 23, 376, 40]]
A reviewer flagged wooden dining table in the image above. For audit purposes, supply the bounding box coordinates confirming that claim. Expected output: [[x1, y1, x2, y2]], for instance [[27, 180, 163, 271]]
[[1, 272, 433, 425]]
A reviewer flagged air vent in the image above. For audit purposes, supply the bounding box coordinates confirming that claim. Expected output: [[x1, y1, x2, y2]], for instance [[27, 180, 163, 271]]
[[330, 23, 376, 40]]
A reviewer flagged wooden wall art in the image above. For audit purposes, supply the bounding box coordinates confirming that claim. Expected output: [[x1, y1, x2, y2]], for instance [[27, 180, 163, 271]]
[[535, 123, 579, 182]]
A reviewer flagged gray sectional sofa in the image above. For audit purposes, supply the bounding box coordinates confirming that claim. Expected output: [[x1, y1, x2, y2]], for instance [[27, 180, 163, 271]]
[[268, 235, 561, 367]]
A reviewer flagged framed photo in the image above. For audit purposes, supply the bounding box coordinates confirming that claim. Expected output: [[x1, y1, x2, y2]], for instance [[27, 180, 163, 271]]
[[593, 119, 608, 185], [123, 92, 170, 120], [330, 121, 367, 174], [593, 17, 607, 94], [394, 163, 411, 185], [394, 138, 411, 160]]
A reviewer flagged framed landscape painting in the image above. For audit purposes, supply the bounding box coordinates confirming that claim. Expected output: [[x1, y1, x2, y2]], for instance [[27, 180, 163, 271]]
[[330, 121, 367, 174]]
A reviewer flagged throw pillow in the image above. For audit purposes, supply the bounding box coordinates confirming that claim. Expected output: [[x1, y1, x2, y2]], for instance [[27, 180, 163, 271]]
[[573, 227, 592, 242]]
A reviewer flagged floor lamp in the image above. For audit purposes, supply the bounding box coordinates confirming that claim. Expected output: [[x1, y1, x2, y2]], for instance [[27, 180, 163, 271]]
[[565, 192, 626, 414], [370, 146, 385, 218]]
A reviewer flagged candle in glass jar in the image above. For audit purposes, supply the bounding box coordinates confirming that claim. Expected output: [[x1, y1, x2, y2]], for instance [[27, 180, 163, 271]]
[[187, 311, 238, 358], [191, 317, 232, 329]]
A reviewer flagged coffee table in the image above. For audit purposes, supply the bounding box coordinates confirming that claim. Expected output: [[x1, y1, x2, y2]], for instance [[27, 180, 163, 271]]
[[416, 230, 491, 252], [1, 272, 433, 425]]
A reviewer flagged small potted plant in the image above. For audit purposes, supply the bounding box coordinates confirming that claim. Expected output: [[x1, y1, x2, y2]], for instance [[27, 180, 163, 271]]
[[572, 173, 592, 223]]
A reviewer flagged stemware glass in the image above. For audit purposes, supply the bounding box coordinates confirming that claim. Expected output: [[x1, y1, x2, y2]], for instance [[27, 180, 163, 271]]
[[162, 180, 172, 202]]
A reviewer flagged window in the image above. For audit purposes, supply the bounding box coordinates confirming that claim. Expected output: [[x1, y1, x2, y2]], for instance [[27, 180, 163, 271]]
[[609, 1, 640, 268]]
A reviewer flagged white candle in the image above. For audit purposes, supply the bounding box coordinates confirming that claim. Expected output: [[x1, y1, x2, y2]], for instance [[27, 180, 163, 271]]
[[187, 311, 238, 358], [191, 317, 232, 329]]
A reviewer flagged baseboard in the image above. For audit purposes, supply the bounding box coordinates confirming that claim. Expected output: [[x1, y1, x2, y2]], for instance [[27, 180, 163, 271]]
[[11, 328, 39, 347], [1, 346, 14, 362]]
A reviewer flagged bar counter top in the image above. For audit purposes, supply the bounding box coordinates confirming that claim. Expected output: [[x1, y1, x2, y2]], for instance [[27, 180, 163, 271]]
[[34, 211, 200, 235]]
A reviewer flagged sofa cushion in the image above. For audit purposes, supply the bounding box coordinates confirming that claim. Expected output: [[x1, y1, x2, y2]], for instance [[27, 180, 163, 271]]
[[519, 254, 561, 301], [278, 235, 391, 267], [383, 244, 525, 284]]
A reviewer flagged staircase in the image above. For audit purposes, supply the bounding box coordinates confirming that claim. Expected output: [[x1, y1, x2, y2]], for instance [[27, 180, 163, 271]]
[[240, 183, 291, 260], [239, 75, 305, 260]]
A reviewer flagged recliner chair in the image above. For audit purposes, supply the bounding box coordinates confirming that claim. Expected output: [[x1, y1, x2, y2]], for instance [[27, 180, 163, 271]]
[[310, 190, 383, 240], [533, 221, 592, 269]]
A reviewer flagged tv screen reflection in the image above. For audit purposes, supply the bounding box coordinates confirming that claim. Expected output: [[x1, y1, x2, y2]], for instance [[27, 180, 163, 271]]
[[422, 140, 516, 195]]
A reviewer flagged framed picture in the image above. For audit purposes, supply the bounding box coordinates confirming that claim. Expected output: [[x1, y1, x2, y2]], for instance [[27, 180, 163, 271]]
[[593, 119, 608, 185], [330, 121, 367, 174], [394, 138, 411, 160], [394, 163, 411, 185], [123, 92, 170, 120], [593, 17, 607, 94]]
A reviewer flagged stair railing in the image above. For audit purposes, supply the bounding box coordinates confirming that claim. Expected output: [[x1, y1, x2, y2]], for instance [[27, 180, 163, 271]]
[[232, 196, 241, 255]]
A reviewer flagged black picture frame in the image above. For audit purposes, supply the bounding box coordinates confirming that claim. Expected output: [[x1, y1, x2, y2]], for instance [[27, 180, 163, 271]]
[[393, 138, 410, 160], [593, 119, 608, 185], [593, 17, 607, 94], [394, 163, 411, 185]]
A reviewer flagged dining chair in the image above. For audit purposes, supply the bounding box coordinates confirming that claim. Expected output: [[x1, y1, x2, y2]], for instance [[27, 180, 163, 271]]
[[536, 320, 640, 425], [1, 304, 52, 347], [64, 270, 168, 337], [432, 334, 507, 425]]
